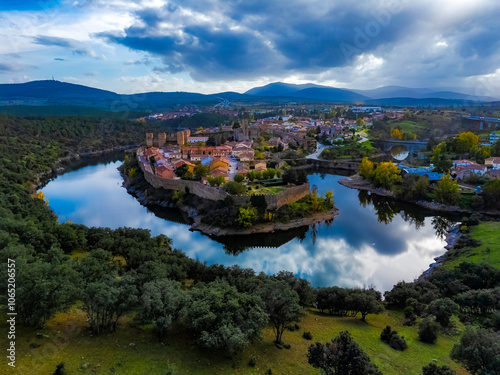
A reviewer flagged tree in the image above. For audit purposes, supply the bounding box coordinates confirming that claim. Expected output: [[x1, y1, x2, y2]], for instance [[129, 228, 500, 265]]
[[255, 150, 264, 160], [457, 132, 479, 154], [274, 270, 316, 307], [267, 168, 277, 179], [193, 164, 209, 178], [427, 298, 459, 327], [52, 362, 68, 375], [307, 331, 383, 375], [139, 279, 187, 340], [356, 118, 364, 127], [483, 179, 500, 206], [434, 174, 460, 205], [223, 181, 246, 195], [391, 128, 403, 140], [236, 205, 258, 228], [491, 139, 500, 157], [206, 136, 216, 146], [207, 175, 225, 187], [325, 191, 334, 209], [359, 157, 374, 180], [257, 279, 304, 343], [82, 275, 138, 334], [372, 162, 401, 189], [234, 173, 244, 183], [175, 164, 189, 177], [1, 245, 78, 328], [346, 289, 384, 321], [183, 280, 268, 353], [422, 363, 457, 375], [451, 327, 500, 375], [418, 317, 439, 344]]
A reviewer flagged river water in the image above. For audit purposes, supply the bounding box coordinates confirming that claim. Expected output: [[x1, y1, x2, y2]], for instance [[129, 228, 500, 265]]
[[41, 158, 455, 292]]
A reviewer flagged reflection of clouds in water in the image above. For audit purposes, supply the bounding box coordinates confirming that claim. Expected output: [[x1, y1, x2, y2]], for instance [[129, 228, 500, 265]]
[[42, 162, 448, 292]]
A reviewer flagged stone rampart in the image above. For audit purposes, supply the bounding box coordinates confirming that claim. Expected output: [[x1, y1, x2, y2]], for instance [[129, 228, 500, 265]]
[[137, 149, 310, 209]]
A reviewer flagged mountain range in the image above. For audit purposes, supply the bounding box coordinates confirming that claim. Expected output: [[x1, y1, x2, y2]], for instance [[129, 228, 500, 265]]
[[0, 80, 497, 114]]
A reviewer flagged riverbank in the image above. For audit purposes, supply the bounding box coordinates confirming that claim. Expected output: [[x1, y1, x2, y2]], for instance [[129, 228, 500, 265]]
[[338, 174, 500, 217], [35, 144, 137, 188], [120, 162, 338, 236], [189, 208, 337, 237], [419, 224, 461, 280]]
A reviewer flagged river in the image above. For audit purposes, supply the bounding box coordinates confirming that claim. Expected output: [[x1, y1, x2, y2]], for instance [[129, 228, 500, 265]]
[[41, 157, 455, 292]]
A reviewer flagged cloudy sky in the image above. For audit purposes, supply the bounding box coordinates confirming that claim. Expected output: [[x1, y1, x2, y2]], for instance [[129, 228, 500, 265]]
[[1, 0, 500, 95]]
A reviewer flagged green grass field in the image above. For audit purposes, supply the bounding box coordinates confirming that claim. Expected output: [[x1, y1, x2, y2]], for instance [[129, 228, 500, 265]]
[[390, 120, 427, 136], [443, 222, 500, 270], [1, 306, 468, 375]]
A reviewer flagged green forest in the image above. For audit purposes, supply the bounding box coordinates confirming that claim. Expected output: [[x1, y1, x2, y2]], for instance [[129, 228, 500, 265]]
[[1, 115, 499, 375]]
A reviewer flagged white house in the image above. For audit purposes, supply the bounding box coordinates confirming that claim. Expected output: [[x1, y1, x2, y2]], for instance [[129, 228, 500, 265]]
[[490, 131, 500, 144]]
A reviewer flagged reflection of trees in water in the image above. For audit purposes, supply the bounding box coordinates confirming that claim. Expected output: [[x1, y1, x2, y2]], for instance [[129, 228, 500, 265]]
[[220, 226, 310, 255], [358, 190, 371, 208], [309, 223, 318, 245], [358, 190, 425, 227], [432, 216, 452, 239]]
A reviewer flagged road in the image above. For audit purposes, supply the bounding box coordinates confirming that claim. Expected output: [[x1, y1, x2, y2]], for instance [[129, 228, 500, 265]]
[[306, 143, 328, 160]]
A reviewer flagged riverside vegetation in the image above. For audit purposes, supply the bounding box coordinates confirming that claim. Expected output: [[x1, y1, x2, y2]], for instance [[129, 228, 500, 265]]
[[1, 115, 500, 374]]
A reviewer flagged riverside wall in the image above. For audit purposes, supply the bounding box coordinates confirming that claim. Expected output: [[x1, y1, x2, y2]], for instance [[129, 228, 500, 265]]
[[137, 153, 310, 209]]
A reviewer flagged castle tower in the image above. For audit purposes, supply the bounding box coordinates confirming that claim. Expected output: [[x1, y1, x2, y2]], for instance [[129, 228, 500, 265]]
[[146, 133, 154, 146], [158, 133, 166, 148], [241, 118, 249, 139]]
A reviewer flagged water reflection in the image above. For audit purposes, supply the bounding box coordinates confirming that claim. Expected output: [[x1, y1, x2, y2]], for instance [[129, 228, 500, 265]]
[[41, 161, 455, 292], [391, 145, 409, 161]]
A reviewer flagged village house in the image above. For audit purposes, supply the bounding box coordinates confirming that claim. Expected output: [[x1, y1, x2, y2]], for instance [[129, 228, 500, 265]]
[[209, 157, 230, 172], [187, 136, 209, 144], [454, 162, 487, 180], [156, 165, 175, 179], [485, 157, 500, 169], [254, 161, 267, 171], [237, 163, 250, 175], [173, 159, 195, 173], [143, 147, 160, 159], [453, 159, 475, 169], [486, 169, 500, 179], [238, 150, 255, 162], [268, 137, 281, 147]]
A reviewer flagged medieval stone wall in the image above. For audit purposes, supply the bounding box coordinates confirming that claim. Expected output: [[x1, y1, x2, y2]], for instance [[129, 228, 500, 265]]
[[138, 151, 310, 209]]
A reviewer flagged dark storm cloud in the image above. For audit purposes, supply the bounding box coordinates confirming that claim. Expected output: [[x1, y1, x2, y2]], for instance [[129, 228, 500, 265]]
[[95, 0, 500, 83]]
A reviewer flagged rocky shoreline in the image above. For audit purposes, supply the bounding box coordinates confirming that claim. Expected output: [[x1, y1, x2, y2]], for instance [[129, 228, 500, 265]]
[[189, 209, 338, 237]]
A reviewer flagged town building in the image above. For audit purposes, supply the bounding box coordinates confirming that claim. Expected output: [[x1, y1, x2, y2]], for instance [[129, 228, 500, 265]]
[[485, 157, 500, 169]]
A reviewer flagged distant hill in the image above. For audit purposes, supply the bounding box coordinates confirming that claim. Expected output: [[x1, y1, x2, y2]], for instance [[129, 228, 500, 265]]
[[352, 85, 498, 102], [244, 82, 326, 96], [0, 80, 119, 100], [0, 80, 497, 113]]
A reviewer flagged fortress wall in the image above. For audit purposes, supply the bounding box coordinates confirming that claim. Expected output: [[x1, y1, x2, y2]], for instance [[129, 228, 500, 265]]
[[138, 151, 310, 208]]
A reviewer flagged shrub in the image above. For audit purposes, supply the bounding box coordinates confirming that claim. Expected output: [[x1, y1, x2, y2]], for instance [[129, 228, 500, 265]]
[[303, 331, 313, 340], [419, 317, 440, 344], [422, 363, 457, 375], [403, 306, 414, 318], [380, 325, 393, 343], [248, 358, 256, 367], [389, 334, 408, 351], [381, 325, 407, 351]]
